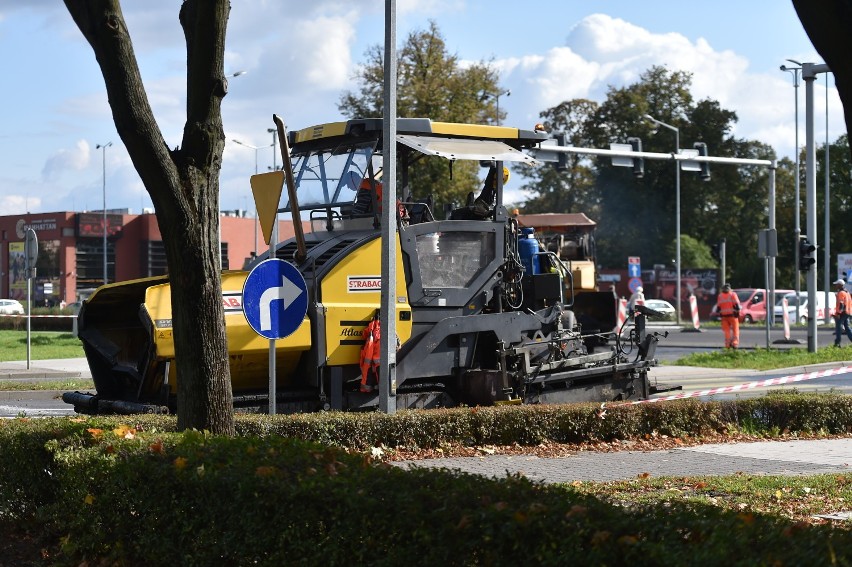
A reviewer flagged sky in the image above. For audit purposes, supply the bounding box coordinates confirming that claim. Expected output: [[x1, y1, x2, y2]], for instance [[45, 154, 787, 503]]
[[0, 0, 842, 216]]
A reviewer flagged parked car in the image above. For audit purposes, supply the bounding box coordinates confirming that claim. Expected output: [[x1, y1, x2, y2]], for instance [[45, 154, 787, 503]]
[[0, 298, 25, 315], [643, 299, 676, 321], [740, 288, 794, 323], [708, 288, 795, 323]]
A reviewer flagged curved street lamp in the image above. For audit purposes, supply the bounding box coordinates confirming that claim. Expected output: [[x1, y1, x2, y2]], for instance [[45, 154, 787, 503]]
[[780, 59, 802, 321], [232, 138, 274, 256], [95, 141, 112, 286], [481, 89, 511, 125], [643, 114, 682, 324]]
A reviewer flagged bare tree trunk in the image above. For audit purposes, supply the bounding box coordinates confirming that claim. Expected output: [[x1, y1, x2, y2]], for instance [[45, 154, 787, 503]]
[[64, 0, 235, 434]]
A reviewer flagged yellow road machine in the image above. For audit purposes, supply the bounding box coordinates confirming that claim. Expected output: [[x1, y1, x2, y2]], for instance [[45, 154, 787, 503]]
[[64, 118, 666, 415]]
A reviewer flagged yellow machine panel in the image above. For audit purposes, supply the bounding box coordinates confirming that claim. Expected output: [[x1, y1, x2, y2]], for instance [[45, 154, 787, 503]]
[[321, 237, 412, 366], [144, 270, 312, 393], [569, 260, 598, 291]]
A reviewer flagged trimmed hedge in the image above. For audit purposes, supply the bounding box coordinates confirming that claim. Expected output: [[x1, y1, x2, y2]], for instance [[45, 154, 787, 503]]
[[231, 392, 852, 450], [0, 315, 75, 332], [0, 393, 851, 565]]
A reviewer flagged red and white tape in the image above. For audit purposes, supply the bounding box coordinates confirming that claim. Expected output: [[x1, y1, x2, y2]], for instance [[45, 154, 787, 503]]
[[0, 314, 77, 319], [634, 365, 852, 405]]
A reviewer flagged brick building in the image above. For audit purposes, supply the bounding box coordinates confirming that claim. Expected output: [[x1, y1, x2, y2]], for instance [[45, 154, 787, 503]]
[[0, 211, 306, 306]]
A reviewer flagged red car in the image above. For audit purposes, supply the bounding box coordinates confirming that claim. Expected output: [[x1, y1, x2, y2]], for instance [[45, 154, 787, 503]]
[[709, 288, 794, 323]]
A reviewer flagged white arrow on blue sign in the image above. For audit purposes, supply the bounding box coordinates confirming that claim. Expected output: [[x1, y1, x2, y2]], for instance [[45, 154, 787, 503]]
[[627, 264, 640, 278], [242, 258, 308, 339]]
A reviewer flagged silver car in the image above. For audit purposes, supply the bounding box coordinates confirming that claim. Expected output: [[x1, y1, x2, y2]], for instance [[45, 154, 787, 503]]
[[643, 299, 676, 321], [0, 299, 25, 315]]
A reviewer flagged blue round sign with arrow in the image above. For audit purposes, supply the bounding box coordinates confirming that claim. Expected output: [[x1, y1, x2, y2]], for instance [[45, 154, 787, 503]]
[[242, 259, 308, 339]]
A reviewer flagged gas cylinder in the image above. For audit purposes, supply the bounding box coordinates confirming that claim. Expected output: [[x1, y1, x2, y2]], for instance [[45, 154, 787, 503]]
[[518, 227, 540, 275]]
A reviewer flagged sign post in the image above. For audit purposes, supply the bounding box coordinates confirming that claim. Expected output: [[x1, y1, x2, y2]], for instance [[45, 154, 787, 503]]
[[250, 170, 286, 414], [627, 256, 642, 294], [24, 228, 37, 369], [242, 258, 308, 415], [758, 228, 778, 348]]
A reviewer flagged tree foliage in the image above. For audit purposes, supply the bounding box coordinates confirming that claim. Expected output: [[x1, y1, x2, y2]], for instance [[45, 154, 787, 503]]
[[520, 66, 780, 287], [815, 135, 852, 281], [339, 21, 505, 209], [520, 100, 600, 216], [64, 0, 235, 434]]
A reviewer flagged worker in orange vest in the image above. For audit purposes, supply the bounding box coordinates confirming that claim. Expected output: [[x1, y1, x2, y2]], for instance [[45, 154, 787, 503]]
[[715, 283, 741, 349], [359, 313, 381, 393], [832, 278, 852, 347]]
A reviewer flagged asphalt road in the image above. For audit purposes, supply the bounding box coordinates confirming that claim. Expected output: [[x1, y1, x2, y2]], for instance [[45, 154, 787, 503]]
[[1, 323, 851, 416]]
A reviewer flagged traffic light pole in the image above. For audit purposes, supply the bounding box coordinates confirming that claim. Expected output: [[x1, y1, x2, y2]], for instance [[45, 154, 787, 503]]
[[533, 144, 776, 334], [802, 62, 831, 352]]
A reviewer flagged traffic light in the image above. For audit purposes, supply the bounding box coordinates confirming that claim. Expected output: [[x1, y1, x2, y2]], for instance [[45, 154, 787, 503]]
[[627, 137, 644, 179], [798, 236, 816, 271], [710, 243, 721, 262], [694, 142, 710, 181], [554, 132, 568, 172]]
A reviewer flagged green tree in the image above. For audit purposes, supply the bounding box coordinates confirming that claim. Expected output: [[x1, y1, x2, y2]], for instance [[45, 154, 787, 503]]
[[64, 0, 234, 434], [519, 99, 600, 216], [667, 235, 717, 269], [339, 21, 504, 209], [772, 156, 800, 289], [526, 66, 777, 287], [817, 135, 852, 283]]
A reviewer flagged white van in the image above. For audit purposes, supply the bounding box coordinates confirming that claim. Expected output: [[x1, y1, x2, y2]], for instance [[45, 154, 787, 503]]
[[773, 291, 836, 325]]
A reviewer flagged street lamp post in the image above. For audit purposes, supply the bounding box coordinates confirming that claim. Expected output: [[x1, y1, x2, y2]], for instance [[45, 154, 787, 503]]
[[481, 89, 511, 125], [232, 139, 273, 256], [644, 115, 682, 324], [781, 60, 802, 321], [95, 142, 112, 286], [267, 128, 278, 170]]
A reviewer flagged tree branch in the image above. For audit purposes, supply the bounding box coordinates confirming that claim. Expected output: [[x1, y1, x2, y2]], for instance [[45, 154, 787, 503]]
[[63, 0, 178, 211]]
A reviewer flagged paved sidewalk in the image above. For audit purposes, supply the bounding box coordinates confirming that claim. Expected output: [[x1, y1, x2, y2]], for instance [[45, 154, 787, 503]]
[[0, 357, 90, 380], [393, 438, 852, 483]]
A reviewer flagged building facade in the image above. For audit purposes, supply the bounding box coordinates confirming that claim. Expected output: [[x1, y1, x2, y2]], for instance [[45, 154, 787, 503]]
[[0, 211, 305, 306]]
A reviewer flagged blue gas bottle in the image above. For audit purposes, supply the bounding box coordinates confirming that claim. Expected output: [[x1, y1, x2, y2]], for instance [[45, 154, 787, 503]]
[[518, 227, 540, 275]]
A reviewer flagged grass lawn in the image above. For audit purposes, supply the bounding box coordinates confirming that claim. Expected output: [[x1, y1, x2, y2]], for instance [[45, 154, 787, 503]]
[[0, 330, 84, 361], [564, 471, 852, 526], [675, 344, 852, 370]]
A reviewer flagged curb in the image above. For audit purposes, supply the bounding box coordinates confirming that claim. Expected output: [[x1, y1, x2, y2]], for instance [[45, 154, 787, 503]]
[[0, 389, 69, 401], [0, 369, 82, 380]]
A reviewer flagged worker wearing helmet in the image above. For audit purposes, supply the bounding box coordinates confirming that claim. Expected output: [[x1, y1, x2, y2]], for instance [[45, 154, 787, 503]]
[[627, 286, 645, 313], [472, 164, 510, 218], [352, 178, 383, 215], [832, 278, 852, 347], [715, 283, 741, 349]]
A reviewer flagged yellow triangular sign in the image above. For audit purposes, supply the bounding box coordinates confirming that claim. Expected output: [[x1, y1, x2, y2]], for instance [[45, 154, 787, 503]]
[[250, 171, 285, 245]]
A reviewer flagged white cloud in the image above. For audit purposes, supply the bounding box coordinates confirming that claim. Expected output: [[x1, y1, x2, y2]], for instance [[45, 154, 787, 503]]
[[0, 194, 31, 216], [497, 13, 842, 159], [42, 139, 91, 180], [3, 4, 841, 216]]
